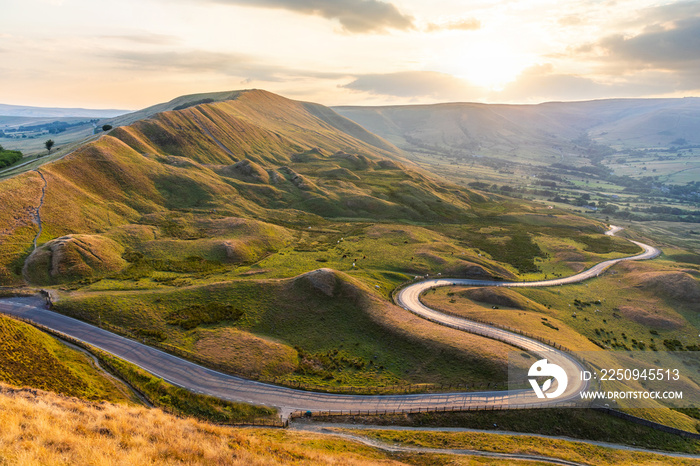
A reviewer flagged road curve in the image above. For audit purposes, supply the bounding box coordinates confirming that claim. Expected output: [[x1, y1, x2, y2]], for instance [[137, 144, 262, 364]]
[[395, 226, 660, 404], [0, 226, 659, 417]]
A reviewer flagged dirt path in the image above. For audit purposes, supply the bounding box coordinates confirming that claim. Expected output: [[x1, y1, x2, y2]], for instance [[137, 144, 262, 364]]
[[292, 421, 700, 461], [299, 426, 586, 465], [192, 113, 237, 158], [31, 169, 47, 250]]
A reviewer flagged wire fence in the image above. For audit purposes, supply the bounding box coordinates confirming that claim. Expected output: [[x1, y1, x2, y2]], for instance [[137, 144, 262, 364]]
[[290, 400, 582, 420]]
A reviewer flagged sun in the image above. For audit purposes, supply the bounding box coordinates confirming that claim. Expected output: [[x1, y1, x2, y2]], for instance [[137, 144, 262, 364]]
[[443, 42, 531, 91], [459, 44, 530, 90]]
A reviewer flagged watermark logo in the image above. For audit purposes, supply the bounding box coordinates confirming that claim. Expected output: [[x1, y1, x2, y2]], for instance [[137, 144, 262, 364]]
[[528, 359, 568, 399]]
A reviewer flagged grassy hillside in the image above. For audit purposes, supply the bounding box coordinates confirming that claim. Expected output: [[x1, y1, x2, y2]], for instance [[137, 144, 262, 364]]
[[0, 90, 493, 285], [0, 384, 406, 465], [321, 408, 700, 455], [423, 251, 700, 432], [2, 88, 695, 439], [348, 428, 700, 465], [23, 234, 127, 285], [0, 89, 657, 398], [335, 98, 700, 261], [0, 314, 133, 403]]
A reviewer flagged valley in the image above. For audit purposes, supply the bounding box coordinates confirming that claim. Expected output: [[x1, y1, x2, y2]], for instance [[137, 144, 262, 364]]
[[0, 90, 698, 464], [335, 99, 700, 253]]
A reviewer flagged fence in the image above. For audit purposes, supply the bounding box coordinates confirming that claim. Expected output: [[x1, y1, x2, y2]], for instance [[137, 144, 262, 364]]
[[289, 400, 581, 420]]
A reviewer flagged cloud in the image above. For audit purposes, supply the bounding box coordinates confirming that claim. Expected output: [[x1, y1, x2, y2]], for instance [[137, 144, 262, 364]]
[[557, 15, 582, 27], [99, 33, 181, 46], [101, 49, 345, 82], [495, 64, 688, 103], [622, 0, 700, 28], [342, 71, 484, 100], [564, 3, 700, 96], [210, 0, 414, 33], [598, 16, 700, 69], [425, 18, 481, 33]]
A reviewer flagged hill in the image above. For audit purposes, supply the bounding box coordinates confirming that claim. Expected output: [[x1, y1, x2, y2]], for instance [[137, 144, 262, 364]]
[[0, 89, 488, 284], [54, 267, 516, 389], [0, 103, 127, 119], [335, 97, 700, 253], [1, 88, 699, 442], [106, 89, 396, 154], [334, 97, 700, 160]]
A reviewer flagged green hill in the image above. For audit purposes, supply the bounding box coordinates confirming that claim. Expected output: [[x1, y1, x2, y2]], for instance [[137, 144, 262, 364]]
[[0, 89, 486, 284]]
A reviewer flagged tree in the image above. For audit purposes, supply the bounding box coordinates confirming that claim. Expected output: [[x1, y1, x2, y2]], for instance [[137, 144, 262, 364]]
[[45, 139, 55, 154], [102, 124, 113, 132]]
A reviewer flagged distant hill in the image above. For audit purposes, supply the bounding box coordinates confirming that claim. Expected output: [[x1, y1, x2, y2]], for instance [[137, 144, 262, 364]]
[[0, 103, 128, 119], [334, 97, 700, 159]]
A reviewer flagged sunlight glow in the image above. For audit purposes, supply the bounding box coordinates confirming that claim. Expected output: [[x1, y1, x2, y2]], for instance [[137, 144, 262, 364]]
[[453, 43, 530, 90]]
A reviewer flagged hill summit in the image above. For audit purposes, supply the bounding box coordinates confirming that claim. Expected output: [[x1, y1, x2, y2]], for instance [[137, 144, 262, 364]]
[[0, 89, 482, 284]]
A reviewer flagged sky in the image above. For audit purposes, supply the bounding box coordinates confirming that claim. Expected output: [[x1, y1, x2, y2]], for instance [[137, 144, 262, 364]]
[[1, 0, 699, 109]]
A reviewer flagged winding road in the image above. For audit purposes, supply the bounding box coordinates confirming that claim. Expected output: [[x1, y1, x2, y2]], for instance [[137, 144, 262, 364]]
[[0, 226, 660, 418]]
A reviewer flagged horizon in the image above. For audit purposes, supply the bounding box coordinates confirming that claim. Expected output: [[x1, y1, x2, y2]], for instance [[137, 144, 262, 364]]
[[2, 0, 700, 109], [4, 89, 700, 115]]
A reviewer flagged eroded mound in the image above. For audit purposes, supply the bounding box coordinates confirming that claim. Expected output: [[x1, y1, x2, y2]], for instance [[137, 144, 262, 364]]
[[633, 271, 700, 304], [23, 235, 126, 285], [291, 268, 370, 303], [618, 306, 685, 330], [219, 160, 270, 184]]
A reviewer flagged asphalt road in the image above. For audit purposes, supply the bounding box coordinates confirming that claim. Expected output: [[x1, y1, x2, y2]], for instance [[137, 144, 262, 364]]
[[0, 226, 659, 417]]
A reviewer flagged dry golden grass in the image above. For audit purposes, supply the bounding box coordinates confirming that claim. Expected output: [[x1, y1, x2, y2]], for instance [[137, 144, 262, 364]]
[[194, 328, 298, 377], [0, 383, 403, 465]]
